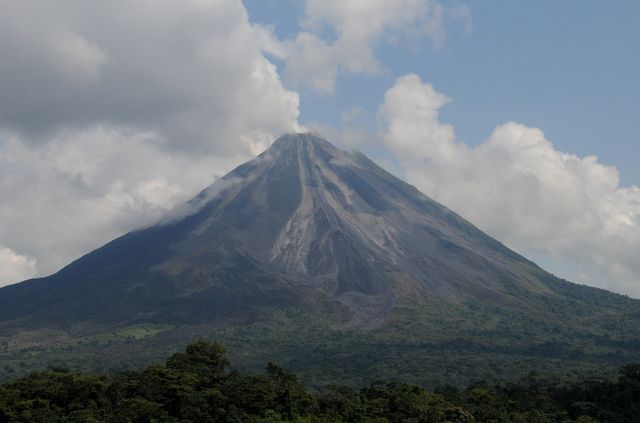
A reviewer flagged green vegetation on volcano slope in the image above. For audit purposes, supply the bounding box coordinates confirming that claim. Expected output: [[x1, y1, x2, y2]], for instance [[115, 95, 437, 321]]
[[1, 339, 639, 423], [2, 279, 639, 389], [3, 247, 638, 391]]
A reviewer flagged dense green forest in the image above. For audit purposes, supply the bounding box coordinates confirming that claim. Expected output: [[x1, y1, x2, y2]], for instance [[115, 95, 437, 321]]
[[1, 340, 638, 423]]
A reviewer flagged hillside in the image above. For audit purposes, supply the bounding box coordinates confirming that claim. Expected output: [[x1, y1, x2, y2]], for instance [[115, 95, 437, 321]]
[[1, 133, 639, 386]]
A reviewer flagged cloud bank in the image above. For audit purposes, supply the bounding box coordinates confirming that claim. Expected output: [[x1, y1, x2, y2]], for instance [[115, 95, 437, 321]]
[[0, 0, 300, 286], [0, 0, 299, 154], [380, 74, 640, 296]]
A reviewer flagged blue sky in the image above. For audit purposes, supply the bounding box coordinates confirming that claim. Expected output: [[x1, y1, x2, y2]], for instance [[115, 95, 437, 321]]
[[246, 0, 640, 186]]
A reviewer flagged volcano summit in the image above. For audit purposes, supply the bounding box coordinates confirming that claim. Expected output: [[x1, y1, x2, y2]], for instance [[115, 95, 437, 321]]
[[1, 133, 639, 386]]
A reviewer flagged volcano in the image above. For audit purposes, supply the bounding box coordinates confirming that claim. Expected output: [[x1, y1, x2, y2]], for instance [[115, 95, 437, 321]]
[[1, 133, 639, 386]]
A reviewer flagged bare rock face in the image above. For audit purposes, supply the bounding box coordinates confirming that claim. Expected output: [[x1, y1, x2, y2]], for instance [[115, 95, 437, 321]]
[[154, 133, 555, 321], [0, 133, 548, 326]]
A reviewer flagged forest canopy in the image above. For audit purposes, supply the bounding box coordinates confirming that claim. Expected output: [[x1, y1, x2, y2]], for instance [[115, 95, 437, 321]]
[[1, 339, 639, 422]]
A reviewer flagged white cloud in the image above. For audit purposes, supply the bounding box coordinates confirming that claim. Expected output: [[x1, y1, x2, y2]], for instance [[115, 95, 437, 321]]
[[305, 121, 372, 150], [0, 0, 300, 153], [380, 74, 640, 297], [0, 0, 300, 283], [0, 245, 37, 287], [280, 0, 454, 94], [0, 128, 245, 281]]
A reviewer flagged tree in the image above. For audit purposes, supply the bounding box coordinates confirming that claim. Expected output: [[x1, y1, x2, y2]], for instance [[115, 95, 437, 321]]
[[165, 339, 229, 387]]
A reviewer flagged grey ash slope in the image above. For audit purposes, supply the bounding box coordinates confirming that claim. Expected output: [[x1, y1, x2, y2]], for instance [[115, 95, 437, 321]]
[[2, 133, 553, 324], [1, 133, 639, 385]]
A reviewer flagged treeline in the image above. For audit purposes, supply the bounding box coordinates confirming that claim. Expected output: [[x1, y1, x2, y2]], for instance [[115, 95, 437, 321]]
[[0, 340, 639, 422]]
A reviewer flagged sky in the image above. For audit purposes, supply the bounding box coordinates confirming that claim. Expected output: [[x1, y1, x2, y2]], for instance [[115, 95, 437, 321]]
[[0, 0, 639, 297]]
